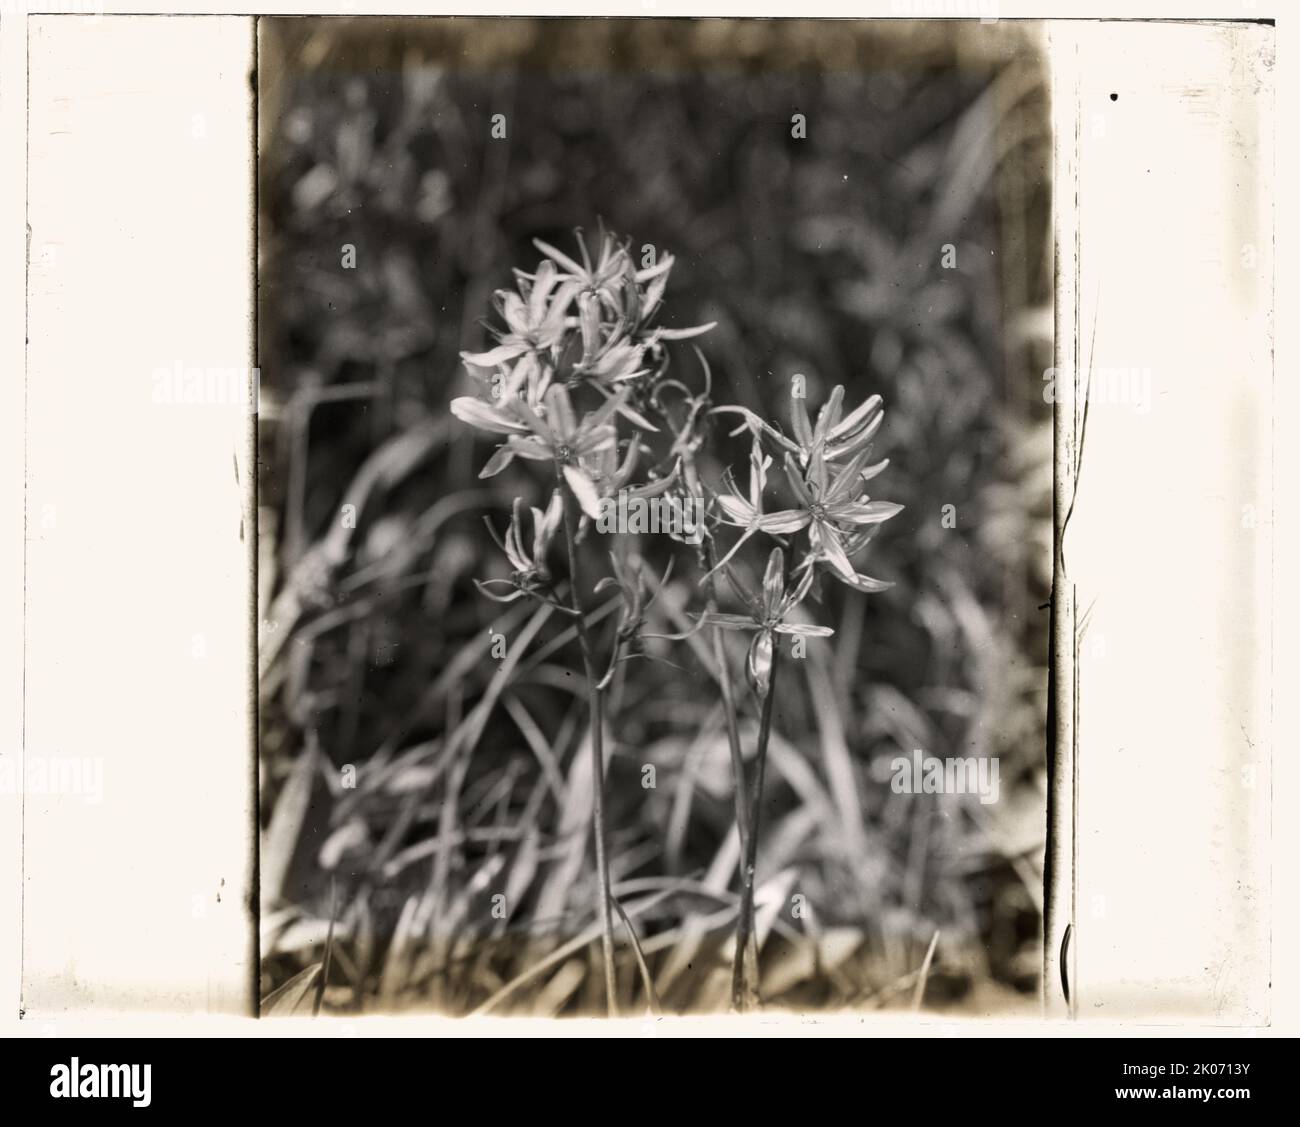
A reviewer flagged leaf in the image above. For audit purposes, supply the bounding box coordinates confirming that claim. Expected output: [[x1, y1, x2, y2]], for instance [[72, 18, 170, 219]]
[[319, 818, 368, 871], [260, 963, 322, 1017], [912, 931, 941, 1012], [262, 739, 320, 906], [534, 960, 587, 1017], [612, 896, 662, 1016], [315, 879, 339, 1017], [470, 886, 681, 1016]]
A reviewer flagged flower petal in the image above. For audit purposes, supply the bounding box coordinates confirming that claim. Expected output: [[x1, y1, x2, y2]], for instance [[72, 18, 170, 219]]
[[829, 393, 882, 442], [478, 443, 518, 479], [825, 411, 883, 460], [840, 571, 894, 594], [578, 291, 602, 365], [614, 399, 660, 433], [756, 509, 812, 535], [563, 465, 603, 520], [654, 323, 717, 341], [627, 468, 677, 502], [791, 394, 812, 449], [716, 495, 758, 525], [812, 385, 844, 448], [762, 547, 785, 618], [461, 342, 528, 370], [543, 384, 578, 441], [824, 444, 878, 504], [533, 237, 587, 278], [528, 258, 559, 323], [782, 454, 815, 509], [830, 500, 905, 525], [775, 623, 835, 637], [816, 524, 858, 581], [501, 292, 529, 336], [746, 630, 775, 699], [474, 579, 526, 604], [507, 436, 554, 462], [451, 396, 529, 435], [634, 253, 674, 283]]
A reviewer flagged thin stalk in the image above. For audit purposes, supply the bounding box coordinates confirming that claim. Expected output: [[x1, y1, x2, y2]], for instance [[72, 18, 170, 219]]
[[556, 462, 619, 1016], [685, 455, 752, 857], [700, 535, 758, 989], [700, 538, 750, 849], [730, 633, 782, 1012]]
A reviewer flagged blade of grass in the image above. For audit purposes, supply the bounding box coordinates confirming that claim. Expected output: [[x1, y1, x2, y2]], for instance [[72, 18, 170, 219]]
[[261, 963, 322, 1017], [611, 896, 661, 1015], [469, 886, 679, 1016], [312, 877, 338, 1016], [911, 929, 941, 1012]]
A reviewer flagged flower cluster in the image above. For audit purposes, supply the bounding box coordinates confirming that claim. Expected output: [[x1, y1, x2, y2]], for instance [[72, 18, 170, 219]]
[[707, 385, 902, 682], [451, 230, 901, 683], [451, 234, 710, 529], [448, 228, 902, 1015]]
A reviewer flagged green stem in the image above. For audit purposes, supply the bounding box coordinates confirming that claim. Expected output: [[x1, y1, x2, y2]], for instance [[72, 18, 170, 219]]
[[556, 464, 619, 1017]]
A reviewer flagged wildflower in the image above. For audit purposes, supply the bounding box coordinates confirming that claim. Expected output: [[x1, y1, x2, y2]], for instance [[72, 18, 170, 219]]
[[712, 383, 888, 466], [459, 258, 578, 375], [708, 435, 810, 575], [534, 232, 632, 305], [585, 435, 680, 507], [572, 290, 647, 386], [537, 233, 714, 354], [476, 491, 564, 603], [605, 254, 715, 349], [780, 445, 902, 589], [594, 548, 649, 643], [448, 393, 533, 437], [707, 548, 832, 697], [790, 384, 887, 463], [799, 522, 891, 594], [460, 384, 626, 518]]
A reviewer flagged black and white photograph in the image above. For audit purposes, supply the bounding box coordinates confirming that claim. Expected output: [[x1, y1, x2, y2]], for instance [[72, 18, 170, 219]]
[[0, 1, 1290, 1106], [256, 16, 1052, 1017]]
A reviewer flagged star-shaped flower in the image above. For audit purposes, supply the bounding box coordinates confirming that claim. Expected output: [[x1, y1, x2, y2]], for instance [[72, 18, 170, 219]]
[[452, 384, 622, 518], [459, 258, 579, 375], [707, 548, 832, 697], [781, 444, 902, 590], [707, 436, 811, 576], [712, 384, 888, 466]]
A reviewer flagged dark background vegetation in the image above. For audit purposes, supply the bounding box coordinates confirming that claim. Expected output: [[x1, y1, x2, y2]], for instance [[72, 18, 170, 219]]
[[257, 16, 1053, 1016]]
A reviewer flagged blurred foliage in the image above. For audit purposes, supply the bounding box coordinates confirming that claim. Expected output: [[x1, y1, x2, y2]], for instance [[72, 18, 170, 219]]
[[258, 17, 1053, 1015]]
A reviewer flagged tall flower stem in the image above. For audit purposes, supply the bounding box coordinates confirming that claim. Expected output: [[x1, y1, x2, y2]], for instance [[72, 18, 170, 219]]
[[700, 535, 758, 992], [730, 634, 782, 1012], [556, 462, 619, 1016]]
